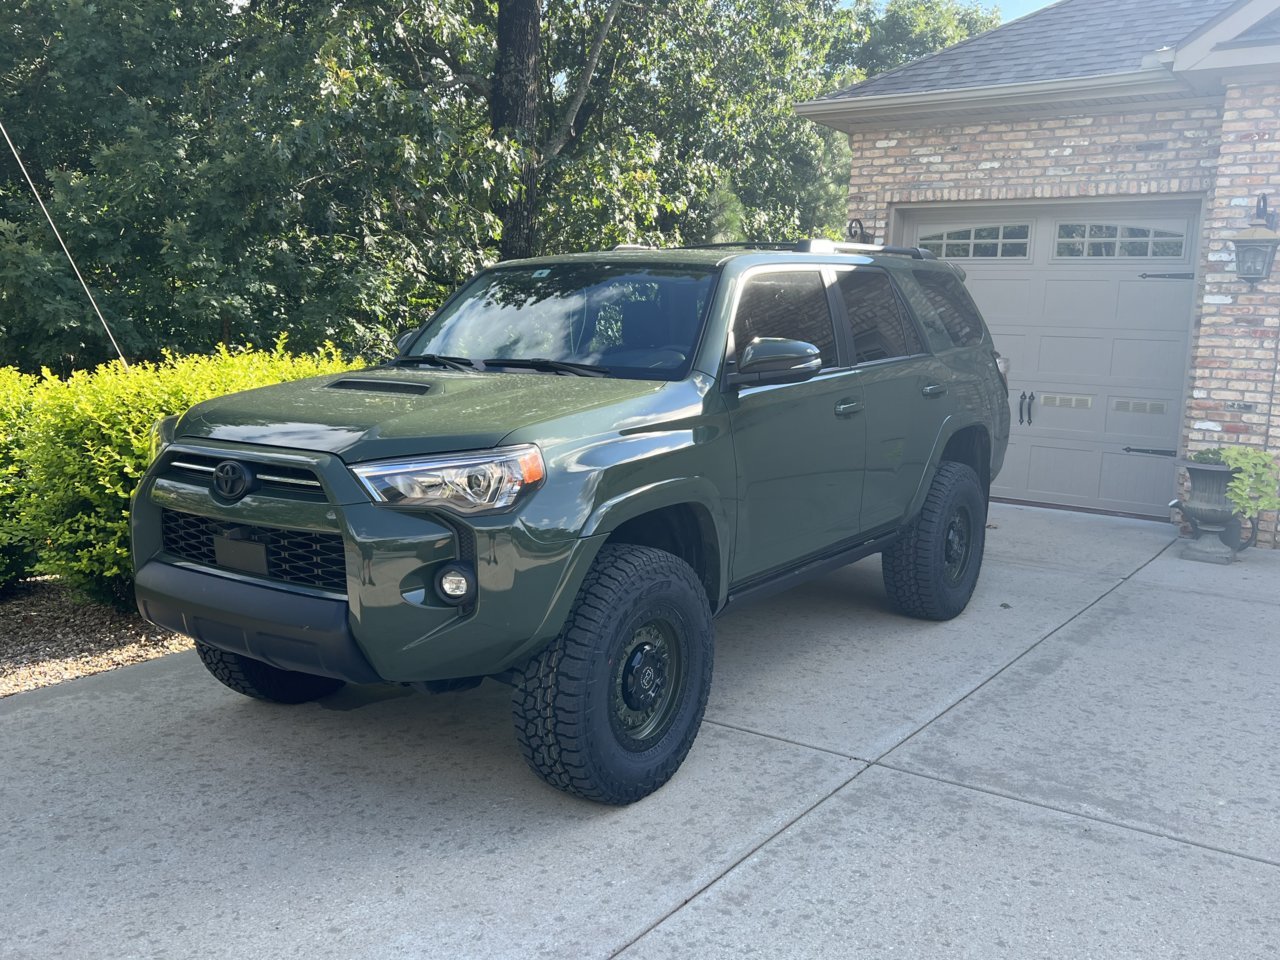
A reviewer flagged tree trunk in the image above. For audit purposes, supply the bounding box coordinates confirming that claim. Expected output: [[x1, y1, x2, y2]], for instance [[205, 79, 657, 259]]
[[492, 0, 540, 260]]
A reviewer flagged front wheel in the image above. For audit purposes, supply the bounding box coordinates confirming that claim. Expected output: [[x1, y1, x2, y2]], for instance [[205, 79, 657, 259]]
[[511, 544, 713, 805], [882, 461, 987, 621]]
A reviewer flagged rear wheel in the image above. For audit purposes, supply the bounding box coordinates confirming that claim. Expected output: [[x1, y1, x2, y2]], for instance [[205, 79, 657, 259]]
[[882, 461, 986, 621], [194, 641, 344, 704], [511, 544, 713, 805]]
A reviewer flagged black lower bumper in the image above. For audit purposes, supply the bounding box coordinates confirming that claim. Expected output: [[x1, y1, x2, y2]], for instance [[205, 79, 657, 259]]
[[135, 562, 382, 684]]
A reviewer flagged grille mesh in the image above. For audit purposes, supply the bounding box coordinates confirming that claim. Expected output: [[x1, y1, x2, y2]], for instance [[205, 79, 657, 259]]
[[161, 510, 347, 592]]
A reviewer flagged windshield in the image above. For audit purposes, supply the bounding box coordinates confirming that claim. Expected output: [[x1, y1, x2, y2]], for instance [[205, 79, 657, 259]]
[[405, 263, 719, 380]]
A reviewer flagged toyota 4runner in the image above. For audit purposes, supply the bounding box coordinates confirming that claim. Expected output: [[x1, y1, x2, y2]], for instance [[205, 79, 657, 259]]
[[133, 239, 1010, 804]]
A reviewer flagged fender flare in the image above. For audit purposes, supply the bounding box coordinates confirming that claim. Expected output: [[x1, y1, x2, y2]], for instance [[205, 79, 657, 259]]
[[581, 475, 732, 609]]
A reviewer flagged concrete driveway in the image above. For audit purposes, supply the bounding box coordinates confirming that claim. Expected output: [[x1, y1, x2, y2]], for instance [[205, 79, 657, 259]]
[[4, 503, 1279, 959]]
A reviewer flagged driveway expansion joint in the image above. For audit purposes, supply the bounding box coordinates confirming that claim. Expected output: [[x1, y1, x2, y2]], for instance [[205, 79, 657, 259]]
[[607, 764, 868, 958], [872, 761, 1280, 871]]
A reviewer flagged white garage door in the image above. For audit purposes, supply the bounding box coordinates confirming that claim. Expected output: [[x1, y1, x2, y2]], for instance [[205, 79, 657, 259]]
[[903, 200, 1199, 517]]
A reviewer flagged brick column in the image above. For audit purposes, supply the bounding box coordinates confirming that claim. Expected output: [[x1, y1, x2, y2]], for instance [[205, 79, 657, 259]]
[[1187, 80, 1280, 546]]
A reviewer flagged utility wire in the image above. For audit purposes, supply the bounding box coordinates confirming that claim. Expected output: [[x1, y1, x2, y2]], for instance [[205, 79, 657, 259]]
[[0, 116, 128, 367]]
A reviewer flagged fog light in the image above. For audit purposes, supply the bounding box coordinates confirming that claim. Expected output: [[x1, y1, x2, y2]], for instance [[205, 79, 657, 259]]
[[436, 564, 475, 605]]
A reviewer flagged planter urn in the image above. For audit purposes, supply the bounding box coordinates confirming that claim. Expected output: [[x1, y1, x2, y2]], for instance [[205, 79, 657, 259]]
[[1173, 460, 1245, 564]]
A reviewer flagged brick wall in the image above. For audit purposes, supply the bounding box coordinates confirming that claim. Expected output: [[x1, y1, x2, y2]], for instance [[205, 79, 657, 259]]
[[844, 102, 1223, 237], [842, 92, 1280, 546], [1185, 81, 1280, 546]]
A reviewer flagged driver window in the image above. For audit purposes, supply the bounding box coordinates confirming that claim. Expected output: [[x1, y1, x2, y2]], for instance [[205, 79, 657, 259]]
[[733, 270, 837, 368]]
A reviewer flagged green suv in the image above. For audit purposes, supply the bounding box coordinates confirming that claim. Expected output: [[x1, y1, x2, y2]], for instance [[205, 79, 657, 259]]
[[133, 240, 1009, 804]]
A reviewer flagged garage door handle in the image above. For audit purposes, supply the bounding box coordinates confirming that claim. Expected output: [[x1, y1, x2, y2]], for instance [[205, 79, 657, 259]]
[[921, 383, 947, 398], [835, 399, 863, 418]]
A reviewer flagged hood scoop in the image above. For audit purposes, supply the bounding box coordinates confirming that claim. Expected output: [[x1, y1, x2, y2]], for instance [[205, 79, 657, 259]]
[[327, 377, 431, 396]]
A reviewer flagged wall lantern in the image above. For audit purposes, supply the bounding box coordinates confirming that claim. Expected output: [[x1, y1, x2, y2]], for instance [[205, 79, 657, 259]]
[[1231, 194, 1280, 284]]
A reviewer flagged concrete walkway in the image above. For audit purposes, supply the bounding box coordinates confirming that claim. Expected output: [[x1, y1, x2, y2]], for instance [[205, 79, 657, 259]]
[[3, 503, 1279, 959]]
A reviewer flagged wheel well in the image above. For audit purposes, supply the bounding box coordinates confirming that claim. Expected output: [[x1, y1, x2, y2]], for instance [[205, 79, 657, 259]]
[[606, 503, 720, 605], [941, 426, 991, 496]]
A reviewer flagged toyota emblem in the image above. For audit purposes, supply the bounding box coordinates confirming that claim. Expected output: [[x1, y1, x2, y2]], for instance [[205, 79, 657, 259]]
[[212, 460, 253, 501]]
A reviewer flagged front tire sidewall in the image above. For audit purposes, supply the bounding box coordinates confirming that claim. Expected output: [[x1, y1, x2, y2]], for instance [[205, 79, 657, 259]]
[[589, 583, 705, 784]]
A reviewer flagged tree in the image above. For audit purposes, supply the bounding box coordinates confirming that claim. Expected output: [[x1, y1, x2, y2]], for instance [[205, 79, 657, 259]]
[[0, 0, 997, 373]]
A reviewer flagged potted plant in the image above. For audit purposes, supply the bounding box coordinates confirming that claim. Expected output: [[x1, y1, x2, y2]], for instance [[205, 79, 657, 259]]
[[1173, 446, 1280, 563]]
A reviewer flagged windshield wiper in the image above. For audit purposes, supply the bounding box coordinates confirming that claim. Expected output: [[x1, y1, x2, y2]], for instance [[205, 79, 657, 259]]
[[391, 354, 476, 372], [482, 357, 610, 377]]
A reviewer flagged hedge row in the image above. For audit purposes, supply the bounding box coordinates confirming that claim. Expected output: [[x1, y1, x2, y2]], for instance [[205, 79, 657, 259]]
[[0, 341, 360, 605]]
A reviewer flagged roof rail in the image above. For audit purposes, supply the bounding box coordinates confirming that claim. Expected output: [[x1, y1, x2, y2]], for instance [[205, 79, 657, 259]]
[[794, 238, 936, 259], [675, 239, 936, 259], [611, 243, 656, 250], [677, 241, 799, 251]]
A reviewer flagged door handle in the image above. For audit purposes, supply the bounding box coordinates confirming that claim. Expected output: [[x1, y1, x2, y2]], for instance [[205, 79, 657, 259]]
[[1018, 391, 1026, 425], [834, 399, 863, 418], [921, 383, 947, 398], [1026, 391, 1035, 426]]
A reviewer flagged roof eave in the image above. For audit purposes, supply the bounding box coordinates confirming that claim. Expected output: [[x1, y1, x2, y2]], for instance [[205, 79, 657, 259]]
[[795, 69, 1196, 132]]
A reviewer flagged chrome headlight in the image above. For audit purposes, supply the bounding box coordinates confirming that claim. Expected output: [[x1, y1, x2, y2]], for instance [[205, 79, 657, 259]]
[[350, 445, 546, 514], [149, 415, 179, 464]]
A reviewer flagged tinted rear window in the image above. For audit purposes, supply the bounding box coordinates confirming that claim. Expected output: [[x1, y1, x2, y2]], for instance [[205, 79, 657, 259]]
[[834, 269, 925, 363]]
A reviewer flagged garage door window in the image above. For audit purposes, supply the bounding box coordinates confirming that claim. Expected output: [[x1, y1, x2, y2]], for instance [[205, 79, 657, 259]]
[[1055, 223, 1186, 259], [917, 224, 1030, 259]]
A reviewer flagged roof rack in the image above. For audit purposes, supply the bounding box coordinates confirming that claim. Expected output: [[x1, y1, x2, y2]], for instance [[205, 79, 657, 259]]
[[675, 239, 936, 260]]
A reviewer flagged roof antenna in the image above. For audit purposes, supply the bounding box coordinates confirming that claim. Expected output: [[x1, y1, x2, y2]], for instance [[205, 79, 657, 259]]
[[0, 116, 129, 367]]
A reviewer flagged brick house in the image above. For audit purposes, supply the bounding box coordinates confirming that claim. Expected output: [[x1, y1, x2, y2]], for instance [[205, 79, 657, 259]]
[[799, 0, 1280, 541]]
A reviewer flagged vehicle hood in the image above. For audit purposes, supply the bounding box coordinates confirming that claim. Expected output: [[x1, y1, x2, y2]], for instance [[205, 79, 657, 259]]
[[177, 367, 667, 461]]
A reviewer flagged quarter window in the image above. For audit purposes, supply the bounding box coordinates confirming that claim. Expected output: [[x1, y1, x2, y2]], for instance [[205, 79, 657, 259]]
[[1055, 223, 1186, 258], [905, 270, 985, 348], [918, 224, 1030, 259], [733, 271, 837, 367], [834, 270, 924, 364]]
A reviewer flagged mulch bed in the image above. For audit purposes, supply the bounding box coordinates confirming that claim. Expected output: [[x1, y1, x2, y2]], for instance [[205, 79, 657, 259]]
[[0, 579, 191, 698]]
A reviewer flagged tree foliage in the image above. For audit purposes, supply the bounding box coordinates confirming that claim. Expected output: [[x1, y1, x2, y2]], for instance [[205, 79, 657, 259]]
[[0, 0, 996, 373]]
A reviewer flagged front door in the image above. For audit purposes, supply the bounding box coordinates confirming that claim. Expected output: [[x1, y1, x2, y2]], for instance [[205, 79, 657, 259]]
[[725, 267, 866, 582]]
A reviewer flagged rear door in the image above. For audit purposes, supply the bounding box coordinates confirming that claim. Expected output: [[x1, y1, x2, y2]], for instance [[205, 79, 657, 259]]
[[830, 266, 948, 532], [725, 267, 866, 582]]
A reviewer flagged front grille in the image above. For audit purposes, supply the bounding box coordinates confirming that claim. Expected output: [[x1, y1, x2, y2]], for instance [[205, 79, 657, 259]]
[[161, 510, 347, 592], [159, 452, 327, 502]]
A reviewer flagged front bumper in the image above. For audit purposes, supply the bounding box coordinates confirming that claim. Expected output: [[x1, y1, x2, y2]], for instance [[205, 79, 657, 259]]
[[136, 562, 381, 683], [132, 440, 604, 683]]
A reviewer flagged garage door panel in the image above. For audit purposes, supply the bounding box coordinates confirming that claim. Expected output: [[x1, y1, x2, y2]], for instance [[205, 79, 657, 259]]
[[907, 200, 1198, 518], [1099, 451, 1176, 509], [966, 277, 1033, 321], [1026, 443, 1101, 499], [1042, 279, 1116, 325], [1104, 395, 1179, 442], [1037, 335, 1109, 377], [1116, 280, 1195, 331], [1110, 336, 1184, 383]]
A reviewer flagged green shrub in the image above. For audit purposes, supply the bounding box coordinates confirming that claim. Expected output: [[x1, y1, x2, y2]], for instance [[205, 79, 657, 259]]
[[16, 340, 360, 606], [0, 367, 38, 592]]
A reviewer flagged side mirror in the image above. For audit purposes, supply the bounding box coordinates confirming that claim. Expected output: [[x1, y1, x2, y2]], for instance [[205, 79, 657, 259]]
[[728, 337, 822, 387], [394, 329, 418, 352]]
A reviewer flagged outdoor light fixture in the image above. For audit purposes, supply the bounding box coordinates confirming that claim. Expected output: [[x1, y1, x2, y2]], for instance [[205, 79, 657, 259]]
[[1230, 194, 1280, 284]]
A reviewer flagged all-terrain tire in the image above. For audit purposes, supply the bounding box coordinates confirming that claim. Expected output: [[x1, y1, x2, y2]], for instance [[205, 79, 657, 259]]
[[511, 544, 713, 805], [194, 641, 344, 703], [882, 461, 987, 621]]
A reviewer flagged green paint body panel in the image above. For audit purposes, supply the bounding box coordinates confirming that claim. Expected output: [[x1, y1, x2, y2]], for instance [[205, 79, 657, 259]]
[[131, 247, 1009, 683]]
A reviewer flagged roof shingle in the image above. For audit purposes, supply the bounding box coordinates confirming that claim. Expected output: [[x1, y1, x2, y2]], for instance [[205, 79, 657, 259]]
[[818, 0, 1241, 101]]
